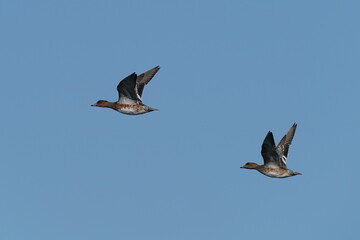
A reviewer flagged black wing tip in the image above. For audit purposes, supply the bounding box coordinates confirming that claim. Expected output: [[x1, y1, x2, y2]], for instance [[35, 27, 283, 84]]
[[123, 72, 137, 79], [118, 72, 137, 85], [150, 66, 160, 73], [263, 131, 275, 144], [146, 66, 160, 72], [152, 65, 161, 73], [263, 131, 274, 143], [290, 123, 298, 133]]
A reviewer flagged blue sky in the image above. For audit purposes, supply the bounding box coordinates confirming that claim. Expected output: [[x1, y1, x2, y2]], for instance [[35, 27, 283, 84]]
[[1, 0, 359, 239]]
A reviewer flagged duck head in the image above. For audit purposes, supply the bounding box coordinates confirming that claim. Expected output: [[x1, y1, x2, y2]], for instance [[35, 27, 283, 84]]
[[240, 162, 260, 169], [91, 100, 112, 108]]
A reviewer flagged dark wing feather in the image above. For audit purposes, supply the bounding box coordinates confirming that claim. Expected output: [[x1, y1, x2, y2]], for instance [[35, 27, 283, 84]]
[[117, 73, 138, 102], [136, 66, 160, 97], [276, 123, 297, 168], [261, 131, 281, 166]]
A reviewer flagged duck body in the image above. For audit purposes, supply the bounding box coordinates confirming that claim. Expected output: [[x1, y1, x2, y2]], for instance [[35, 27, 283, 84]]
[[113, 103, 157, 115], [257, 165, 300, 178], [241, 162, 300, 178], [93, 100, 157, 115]]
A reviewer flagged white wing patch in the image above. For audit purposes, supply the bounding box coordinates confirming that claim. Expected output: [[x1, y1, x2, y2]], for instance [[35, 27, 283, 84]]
[[281, 155, 287, 165], [134, 83, 143, 103], [118, 96, 137, 105]]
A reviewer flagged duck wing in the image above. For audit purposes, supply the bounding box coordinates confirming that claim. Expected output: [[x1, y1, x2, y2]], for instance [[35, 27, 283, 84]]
[[136, 66, 160, 99], [276, 123, 297, 168], [117, 73, 140, 104], [261, 131, 281, 167]]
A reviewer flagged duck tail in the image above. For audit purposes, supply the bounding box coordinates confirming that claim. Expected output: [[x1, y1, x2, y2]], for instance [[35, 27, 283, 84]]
[[148, 107, 159, 112]]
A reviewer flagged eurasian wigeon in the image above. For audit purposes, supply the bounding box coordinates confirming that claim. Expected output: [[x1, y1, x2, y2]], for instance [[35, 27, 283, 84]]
[[241, 123, 301, 178], [92, 66, 160, 115]]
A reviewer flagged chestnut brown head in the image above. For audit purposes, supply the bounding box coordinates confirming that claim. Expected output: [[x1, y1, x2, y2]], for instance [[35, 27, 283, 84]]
[[91, 100, 111, 108], [240, 162, 260, 169]]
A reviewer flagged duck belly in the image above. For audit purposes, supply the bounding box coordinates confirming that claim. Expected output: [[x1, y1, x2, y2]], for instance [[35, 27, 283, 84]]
[[260, 168, 290, 178], [117, 108, 147, 115]]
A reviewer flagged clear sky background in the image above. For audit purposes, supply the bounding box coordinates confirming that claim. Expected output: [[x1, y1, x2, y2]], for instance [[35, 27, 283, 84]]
[[1, 0, 359, 239]]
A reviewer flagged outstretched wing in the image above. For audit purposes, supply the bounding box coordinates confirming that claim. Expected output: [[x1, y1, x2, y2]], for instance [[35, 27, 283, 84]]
[[276, 123, 297, 168], [261, 131, 281, 166], [117, 73, 139, 104], [136, 66, 160, 98]]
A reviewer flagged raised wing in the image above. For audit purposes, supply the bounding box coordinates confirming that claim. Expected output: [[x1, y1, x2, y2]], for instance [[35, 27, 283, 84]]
[[276, 123, 297, 168], [136, 66, 160, 98], [117, 73, 139, 104], [261, 131, 281, 167]]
